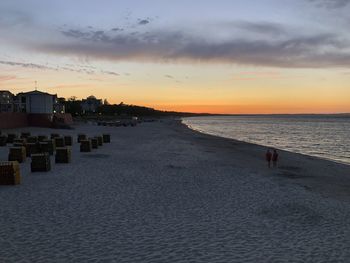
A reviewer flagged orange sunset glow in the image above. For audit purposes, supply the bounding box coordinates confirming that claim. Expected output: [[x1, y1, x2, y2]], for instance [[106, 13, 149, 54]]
[[1, 65, 349, 114], [0, 1, 349, 114]]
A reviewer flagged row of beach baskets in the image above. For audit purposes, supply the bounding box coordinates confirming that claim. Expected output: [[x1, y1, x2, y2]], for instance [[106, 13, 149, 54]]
[[0, 132, 111, 185]]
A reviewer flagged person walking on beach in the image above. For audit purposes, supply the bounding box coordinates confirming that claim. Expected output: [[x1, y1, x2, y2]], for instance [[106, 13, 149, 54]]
[[272, 149, 279, 168], [265, 149, 272, 168]]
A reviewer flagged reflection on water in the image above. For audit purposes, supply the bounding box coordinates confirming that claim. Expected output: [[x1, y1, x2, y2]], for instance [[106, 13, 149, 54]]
[[183, 115, 350, 165]]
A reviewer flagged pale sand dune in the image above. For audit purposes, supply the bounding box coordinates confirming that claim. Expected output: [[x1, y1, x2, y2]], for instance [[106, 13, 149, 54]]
[[1, 119, 350, 262]]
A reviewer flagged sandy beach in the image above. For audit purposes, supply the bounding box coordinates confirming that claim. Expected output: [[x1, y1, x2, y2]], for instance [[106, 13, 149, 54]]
[[1, 119, 350, 262]]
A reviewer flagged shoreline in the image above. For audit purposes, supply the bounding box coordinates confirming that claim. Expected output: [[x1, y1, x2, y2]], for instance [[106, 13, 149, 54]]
[[181, 118, 350, 167], [174, 118, 350, 201]]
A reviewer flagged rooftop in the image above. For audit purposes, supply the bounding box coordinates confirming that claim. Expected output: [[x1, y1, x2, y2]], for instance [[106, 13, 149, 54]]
[[18, 90, 56, 96]]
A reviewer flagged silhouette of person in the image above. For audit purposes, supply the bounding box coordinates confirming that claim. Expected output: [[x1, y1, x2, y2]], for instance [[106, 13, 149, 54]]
[[265, 149, 272, 168], [272, 149, 279, 168]]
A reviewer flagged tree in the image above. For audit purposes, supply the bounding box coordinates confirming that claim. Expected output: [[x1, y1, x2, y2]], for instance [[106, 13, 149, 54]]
[[64, 97, 82, 115]]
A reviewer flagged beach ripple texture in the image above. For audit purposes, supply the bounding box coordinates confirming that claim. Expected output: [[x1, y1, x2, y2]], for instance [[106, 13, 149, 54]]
[[0, 121, 350, 262]]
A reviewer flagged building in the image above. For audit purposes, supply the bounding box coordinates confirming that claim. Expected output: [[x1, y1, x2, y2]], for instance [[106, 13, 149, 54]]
[[15, 90, 60, 114], [54, 97, 66, 114], [13, 93, 26, 113], [0, 90, 14, 112], [0, 89, 71, 129], [81, 95, 103, 113]]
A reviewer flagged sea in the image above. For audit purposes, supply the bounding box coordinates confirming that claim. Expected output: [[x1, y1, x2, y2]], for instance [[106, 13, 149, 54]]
[[182, 115, 350, 165]]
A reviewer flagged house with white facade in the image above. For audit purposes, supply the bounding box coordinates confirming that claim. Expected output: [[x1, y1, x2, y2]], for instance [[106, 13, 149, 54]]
[[0, 89, 71, 129], [15, 90, 61, 114], [81, 95, 103, 113]]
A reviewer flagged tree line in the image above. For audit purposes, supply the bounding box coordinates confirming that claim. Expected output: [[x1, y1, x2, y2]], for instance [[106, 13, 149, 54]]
[[60, 97, 208, 117]]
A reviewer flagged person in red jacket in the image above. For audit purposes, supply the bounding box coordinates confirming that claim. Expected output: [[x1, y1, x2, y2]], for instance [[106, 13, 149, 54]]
[[265, 149, 272, 168], [272, 149, 279, 168]]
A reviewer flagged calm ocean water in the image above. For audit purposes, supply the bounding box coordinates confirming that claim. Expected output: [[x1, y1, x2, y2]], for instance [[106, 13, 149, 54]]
[[183, 115, 350, 165]]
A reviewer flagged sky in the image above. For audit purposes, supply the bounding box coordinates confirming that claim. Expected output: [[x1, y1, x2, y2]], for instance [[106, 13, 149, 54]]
[[0, 0, 350, 114]]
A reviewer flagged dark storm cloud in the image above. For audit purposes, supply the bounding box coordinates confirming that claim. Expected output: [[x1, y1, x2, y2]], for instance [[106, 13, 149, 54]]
[[308, 0, 350, 8], [34, 26, 350, 68]]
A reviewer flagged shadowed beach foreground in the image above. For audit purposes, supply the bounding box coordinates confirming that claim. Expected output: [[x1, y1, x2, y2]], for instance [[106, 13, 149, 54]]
[[1, 119, 350, 262]]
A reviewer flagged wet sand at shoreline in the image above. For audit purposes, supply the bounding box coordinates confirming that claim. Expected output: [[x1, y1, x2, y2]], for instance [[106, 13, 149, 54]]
[[177, 120, 350, 202]]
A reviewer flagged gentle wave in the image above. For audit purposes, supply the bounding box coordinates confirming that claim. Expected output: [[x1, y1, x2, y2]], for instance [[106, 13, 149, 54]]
[[183, 115, 350, 165]]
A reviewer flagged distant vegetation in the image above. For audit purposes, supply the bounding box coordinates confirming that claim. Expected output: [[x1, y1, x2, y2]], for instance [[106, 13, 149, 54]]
[[61, 97, 209, 117]]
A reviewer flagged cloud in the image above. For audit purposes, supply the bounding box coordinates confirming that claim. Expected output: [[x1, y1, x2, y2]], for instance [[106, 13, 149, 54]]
[[61, 29, 91, 39], [228, 21, 286, 36], [0, 60, 57, 70], [2, 6, 350, 69], [164, 74, 184, 84], [0, 60, 119, 76], [60, 66, 94, 75], [111, 27, 123, 32], [31, 26, 350, 68], [308, 0, 350, 8], [101, 70, 119, 76], [231, 71, 295, 81], [0, 9, 33, 27], [138, 19, 150, 25], [0, 75, 17, 82]]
